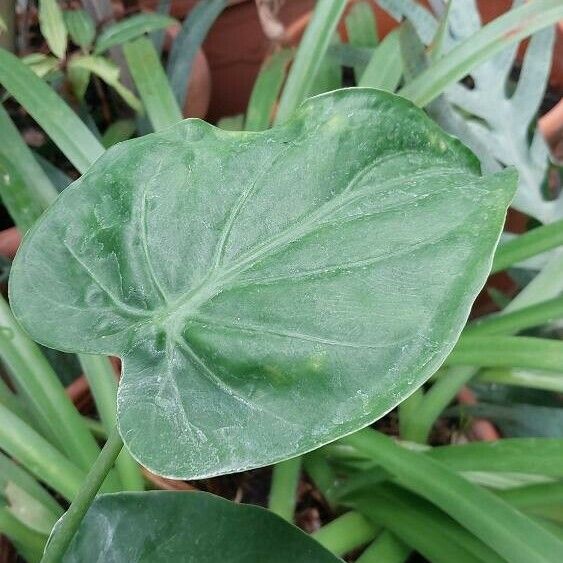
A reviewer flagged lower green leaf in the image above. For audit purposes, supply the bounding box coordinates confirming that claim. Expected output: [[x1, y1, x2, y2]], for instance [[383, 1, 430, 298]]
[[62, 491, 339, 562]]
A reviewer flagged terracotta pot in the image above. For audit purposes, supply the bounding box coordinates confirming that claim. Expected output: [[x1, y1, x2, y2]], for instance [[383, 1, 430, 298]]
[[457, 386, 501, 442], [183, 48, 211, 118], [0, 227, 21, 259], [141, 0, 315, 121]]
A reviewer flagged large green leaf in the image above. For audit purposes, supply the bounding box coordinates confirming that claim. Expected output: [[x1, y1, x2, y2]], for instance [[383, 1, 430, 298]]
[[10, 89, 515, 478], [63, 491, 339, 562]]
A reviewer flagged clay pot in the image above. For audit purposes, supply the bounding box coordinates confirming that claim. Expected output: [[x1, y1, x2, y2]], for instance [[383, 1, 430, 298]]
[[183, 48, 211, 118], [0, 227, 21, 259]]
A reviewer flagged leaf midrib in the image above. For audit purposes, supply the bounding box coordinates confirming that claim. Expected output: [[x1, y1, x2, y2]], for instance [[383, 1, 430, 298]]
[[162, 162, 468, 334]]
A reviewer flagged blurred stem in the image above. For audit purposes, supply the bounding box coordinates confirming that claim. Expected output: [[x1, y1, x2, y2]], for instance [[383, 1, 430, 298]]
[[401, 367, 476, 443], [448, 335, 563, 372], [268, 456, 302, 522], [303, 450, 338, 505], [0, 0, 15, 51], [312, 511, 379, 556], [356, 530, 410, 563], [0, 508, 46, 563], [398, 387, 424, 439]]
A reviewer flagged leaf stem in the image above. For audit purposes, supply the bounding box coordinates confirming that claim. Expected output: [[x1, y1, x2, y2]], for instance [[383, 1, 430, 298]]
[[312, 511, 379, 556], [268, 456, 302, 522], [78, 355, 144, 491], [356, 530, 410, 563], [401, 367, 476, 443], [41, 426, 124, 563]]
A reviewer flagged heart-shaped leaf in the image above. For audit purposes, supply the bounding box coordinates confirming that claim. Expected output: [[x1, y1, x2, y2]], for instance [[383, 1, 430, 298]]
[[10, 89, 515, 478], [63, 491, 339, 562]]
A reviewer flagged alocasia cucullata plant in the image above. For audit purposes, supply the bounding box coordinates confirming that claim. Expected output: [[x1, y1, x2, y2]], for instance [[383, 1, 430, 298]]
[[10, 88, 515, 480]]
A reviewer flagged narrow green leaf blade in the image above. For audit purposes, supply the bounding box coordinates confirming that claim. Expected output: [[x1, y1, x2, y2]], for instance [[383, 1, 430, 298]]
[[39, 0, 68, 59], [10, 89, 515, 479], [0, 49, 104, 173], [69, 55, 142, 113], [63, 9, 95, 51], [101, 119, 136, 148], [344, 430, 563, 563], [94, 13, 177, 55], [63, 491, 339, 562], [166, 0, 226, 108], [0, 104, 58, 214], [398, 0, 563, 107], [123, 36, 182, 131], [276, 0, 346, 123], [246, 48, 293, 131], [345, 1, 378, 48], [358, 29, 403, 91]]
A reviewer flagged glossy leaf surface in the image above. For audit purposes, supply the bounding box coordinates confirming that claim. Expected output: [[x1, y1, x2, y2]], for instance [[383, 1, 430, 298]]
[[10, 89, 515, 478], [63, 491, 339, 562]]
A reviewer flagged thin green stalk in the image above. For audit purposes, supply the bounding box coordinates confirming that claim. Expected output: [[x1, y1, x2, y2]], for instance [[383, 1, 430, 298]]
[[448, 335, 563, 372], [123, 36, 182, 131], [492, 219, 563, 274], [398, 387, 423, 439], [166, 0, 226, 109], [356, 531, 410, 563], [78, 354, 143, 491], [0, 508, 46, 563], [268, 456, 302, 522], [0, 296, 102, 471], [401, 367, 475, 444], [303, 450, 338, 505], [398, 0, 563, 107], [0, 403, 86, 501], [466, 295, 563, 336], [312, 511, 379, 556], [275, 0, 346, 124], [41, 426, 124, 563]]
